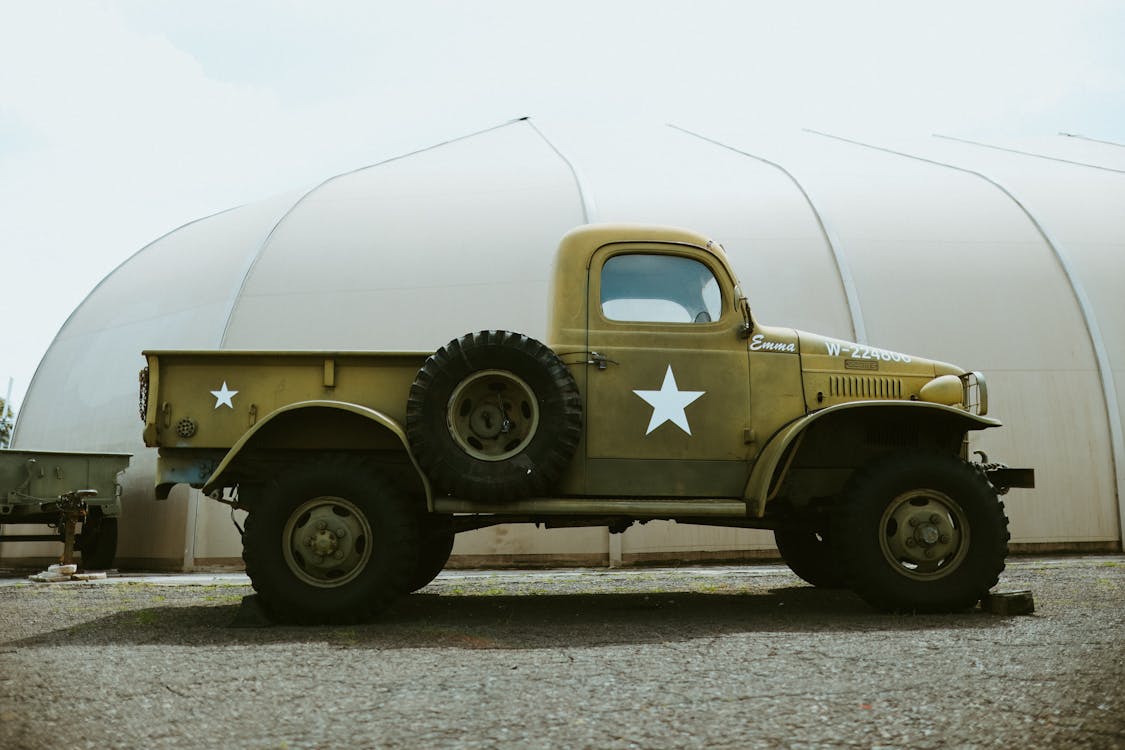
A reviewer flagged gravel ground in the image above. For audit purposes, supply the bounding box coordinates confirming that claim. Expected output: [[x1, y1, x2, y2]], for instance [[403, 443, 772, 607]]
[[0, 556, 1122, 750]]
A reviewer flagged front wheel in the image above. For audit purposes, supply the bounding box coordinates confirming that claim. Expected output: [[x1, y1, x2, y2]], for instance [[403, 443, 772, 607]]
[[242, 455, 419, 624], [832, 451, 1010, 613]]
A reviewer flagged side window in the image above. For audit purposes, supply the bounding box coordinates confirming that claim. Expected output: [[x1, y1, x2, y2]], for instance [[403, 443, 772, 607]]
[[601, 254, 722, 324]]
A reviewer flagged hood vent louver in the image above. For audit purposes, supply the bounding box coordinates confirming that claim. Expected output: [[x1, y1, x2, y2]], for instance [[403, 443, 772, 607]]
[[829, 375, 904, 400]]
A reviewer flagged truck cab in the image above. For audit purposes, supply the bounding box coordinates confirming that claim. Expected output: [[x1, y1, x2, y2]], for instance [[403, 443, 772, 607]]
[[540, 225, 1003, 511]]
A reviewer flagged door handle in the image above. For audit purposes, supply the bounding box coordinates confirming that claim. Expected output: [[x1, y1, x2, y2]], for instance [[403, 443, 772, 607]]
[[587, 352, 618, 371]]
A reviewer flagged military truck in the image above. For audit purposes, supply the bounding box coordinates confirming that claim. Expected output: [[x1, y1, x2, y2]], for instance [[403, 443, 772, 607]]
[[0, 449, 130, 569], [141, 224, 1033, 623]]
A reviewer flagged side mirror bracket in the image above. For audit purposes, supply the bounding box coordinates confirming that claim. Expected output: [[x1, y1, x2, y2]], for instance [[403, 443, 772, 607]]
[[736, 296, 754, 339]]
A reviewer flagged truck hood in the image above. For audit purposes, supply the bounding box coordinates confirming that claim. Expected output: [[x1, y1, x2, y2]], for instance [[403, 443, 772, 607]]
[[795, 330, 963, 378], [786, 329, 971, 411]]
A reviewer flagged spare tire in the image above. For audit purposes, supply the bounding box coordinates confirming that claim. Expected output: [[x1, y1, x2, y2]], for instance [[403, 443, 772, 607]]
[[406, 330, 582, 501]]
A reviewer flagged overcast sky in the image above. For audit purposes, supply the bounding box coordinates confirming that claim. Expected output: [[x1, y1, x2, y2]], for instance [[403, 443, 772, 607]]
[[1, 0, 1123, 415]]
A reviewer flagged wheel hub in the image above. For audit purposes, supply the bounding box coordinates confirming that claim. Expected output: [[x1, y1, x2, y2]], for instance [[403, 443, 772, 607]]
[[447, 369, 540, 462], [283, 496, 372, 588], [916, 522, 941, 546], [308, 527, 343, 557], [469, 404, 506, 439], [879, 490, 968, 580]]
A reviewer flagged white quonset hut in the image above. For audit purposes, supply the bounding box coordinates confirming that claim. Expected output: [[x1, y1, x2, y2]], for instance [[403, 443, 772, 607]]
[[8, 118, 1124, 569]]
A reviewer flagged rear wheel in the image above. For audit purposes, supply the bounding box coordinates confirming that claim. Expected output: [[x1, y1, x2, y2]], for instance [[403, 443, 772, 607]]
[[242, 455, 419, 624], [774, 529, 845, 588], [832, 450, 1009, 613]]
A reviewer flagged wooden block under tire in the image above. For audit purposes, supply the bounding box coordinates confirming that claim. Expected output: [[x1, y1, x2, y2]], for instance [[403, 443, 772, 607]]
[[980, 590, 1036, 615]]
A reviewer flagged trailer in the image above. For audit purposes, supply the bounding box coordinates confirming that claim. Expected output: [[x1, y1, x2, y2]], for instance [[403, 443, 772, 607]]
[[0, 450, 130, 569]]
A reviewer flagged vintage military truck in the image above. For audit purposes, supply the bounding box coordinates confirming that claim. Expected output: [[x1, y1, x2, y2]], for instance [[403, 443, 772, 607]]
[[0, 449, 130, 569], [141, 224, 1033, 623]]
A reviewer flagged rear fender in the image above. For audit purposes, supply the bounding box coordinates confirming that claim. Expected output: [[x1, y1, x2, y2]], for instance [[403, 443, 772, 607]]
[[201, 401, 434, 509], [744, 401, 1001, 516]]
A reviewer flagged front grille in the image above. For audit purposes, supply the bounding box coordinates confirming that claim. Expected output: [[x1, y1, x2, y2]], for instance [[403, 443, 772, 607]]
[[829, 375, 904, 400]]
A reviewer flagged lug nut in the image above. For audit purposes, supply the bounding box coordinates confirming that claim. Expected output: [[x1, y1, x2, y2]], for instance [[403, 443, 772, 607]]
[[924, 548, 935, 559], [930, 514, 942, 525], [318, 521, 327, 531], [940, 534, 950, 544], [334, 551, 344, 560], [909, 518, 920, 527], [906, 538, 916, 547], [336, 528, 346, 538]]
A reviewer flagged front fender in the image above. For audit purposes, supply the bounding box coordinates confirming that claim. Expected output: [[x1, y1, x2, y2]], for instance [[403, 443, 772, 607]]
[[201, 400, 434, 509], [743, 401, 1001, 516]]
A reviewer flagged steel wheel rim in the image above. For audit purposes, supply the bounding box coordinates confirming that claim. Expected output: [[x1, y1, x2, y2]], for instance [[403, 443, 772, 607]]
[[282, 496, 373, 588], [878, 488, 970, 581], [447, 369, 540, 461]]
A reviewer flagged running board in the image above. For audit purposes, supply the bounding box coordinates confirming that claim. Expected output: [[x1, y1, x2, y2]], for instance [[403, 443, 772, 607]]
[[432, 497, 750, 518]]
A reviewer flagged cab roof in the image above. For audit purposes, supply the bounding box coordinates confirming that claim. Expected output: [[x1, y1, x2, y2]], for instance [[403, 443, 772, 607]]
[[552, 223, 724, 281]]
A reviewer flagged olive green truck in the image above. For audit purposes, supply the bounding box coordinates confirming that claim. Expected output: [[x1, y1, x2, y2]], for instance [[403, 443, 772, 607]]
[[141, 224, 1033, 623]]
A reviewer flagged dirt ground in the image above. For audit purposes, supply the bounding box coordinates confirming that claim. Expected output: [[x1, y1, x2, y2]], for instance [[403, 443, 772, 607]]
[[0, 555, 1122, 749]]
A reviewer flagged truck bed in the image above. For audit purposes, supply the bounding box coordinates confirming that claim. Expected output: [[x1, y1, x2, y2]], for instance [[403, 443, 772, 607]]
[[142, 350, 431, 450]]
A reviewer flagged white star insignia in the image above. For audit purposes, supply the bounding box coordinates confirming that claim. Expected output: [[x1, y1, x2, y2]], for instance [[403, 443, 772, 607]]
[[633, 365, 705, 435], [210, 382, 238, 409]]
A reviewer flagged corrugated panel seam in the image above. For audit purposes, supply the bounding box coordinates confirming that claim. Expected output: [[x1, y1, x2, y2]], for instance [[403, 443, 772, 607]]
[[668, 124, 868, 344], [216, 117, 532, 348], [807, 128, 1125, 547], [524, 119, 597, 223]]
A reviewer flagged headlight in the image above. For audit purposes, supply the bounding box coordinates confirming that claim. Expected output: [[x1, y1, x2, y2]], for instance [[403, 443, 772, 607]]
[[919, 375, 964, 407]]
